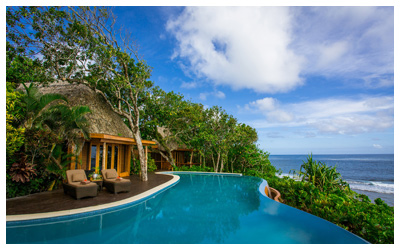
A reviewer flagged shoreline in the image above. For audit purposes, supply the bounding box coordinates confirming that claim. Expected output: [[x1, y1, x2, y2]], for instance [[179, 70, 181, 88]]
[[353, 189, 394, 207]]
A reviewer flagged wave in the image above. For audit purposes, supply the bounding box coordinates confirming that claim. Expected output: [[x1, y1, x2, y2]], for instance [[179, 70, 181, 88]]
[[347, 180, 394, 194], [276, 173, 301, 181], [276, 174, 394, 194]]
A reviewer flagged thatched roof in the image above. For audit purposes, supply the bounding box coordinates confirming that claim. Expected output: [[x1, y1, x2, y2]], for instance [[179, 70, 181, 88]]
[[32, 81, 133, 138]]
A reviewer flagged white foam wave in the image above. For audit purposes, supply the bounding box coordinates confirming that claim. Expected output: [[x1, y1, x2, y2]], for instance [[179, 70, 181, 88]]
[[276, 173, 301, 181], [347, 180, 394, 194], [276, 173, 394, 194]]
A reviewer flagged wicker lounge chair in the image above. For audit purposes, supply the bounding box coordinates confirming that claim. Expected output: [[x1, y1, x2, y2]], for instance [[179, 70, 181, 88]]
[[101, 169, 131, 194], [63, 169, 98, 199]]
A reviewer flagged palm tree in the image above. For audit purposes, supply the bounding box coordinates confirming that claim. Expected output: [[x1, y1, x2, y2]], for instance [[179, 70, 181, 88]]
[[39, 102, 91, 174], [20, 83, 68, 130], [19, 83, 91, 183]]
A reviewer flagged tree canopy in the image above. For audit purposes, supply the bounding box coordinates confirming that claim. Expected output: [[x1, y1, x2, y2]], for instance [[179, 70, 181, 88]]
[[6, 6, 272, 182]]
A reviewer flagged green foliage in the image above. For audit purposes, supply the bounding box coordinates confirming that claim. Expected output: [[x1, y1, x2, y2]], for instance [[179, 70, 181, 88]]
[[147, 157, 157, 173], [6, 82, 91, 197], [40, 104, 91, 145], [6, 82, 25, 160], [130, 155, 157, 175], [235, 144, 276, 177], [44, 144, 74, 182], [130, 158, 140, 175], [6, 174, 44, 198], [20, 83, 68, 130], [176, 165, 213, 172], [295, 154, 349, 192], [6, 163, 58, 198]]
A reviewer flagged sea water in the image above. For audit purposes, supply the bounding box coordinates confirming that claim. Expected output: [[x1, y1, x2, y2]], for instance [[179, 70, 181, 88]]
[[269, 154, 394, 206]]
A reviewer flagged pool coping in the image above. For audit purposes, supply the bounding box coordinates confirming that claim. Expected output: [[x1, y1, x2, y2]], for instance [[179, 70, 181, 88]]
[[6, 172, 180, 222], [159, 171, 243, 176]]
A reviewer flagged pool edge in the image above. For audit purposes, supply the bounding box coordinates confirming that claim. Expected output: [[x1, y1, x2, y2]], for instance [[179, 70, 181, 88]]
[[6, 173, 180, 222], [159, 171, 243, 176]]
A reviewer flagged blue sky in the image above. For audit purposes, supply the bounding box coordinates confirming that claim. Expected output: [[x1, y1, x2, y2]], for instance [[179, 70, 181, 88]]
[[94, 5, 394, 155]]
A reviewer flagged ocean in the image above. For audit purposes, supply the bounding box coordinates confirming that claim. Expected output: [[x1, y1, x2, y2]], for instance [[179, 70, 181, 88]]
[[269, 154, 394, 206]]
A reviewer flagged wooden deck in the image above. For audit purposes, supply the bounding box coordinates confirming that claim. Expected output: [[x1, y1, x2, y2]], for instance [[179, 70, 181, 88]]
[[6, 172, 173, 216]]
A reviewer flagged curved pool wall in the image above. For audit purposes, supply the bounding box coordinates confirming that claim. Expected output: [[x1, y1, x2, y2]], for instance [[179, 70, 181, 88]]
[[6, 172, 368, 244]]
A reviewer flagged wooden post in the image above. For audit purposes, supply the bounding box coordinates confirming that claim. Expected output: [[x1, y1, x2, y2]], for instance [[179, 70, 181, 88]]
[[145, 146, 148, 170], [127, 145, 132, 175], [102, 142, 107, 171]]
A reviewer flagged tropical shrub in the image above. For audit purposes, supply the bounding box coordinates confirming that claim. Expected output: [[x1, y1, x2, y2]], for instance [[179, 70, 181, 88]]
[[9, 153, 37, 183], [295, 154, 349, 192], [6, 82, 25, 162], [148, 157, 157, 173], [131, 156, 157, 175]]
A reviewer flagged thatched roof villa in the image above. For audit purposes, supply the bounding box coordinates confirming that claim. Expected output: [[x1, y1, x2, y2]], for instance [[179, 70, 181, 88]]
[[35, 81, 155, 177]]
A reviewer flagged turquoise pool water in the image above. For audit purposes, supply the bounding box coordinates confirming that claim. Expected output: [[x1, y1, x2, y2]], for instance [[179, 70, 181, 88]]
[[7, 173, 368, 244]]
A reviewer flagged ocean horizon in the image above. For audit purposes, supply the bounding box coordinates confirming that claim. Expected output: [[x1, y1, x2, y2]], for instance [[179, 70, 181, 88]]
[[269, 154, 394, 206]]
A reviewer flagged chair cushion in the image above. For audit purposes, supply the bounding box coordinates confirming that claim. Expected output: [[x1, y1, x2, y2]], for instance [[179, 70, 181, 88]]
[[107, 171, 118, 179], [72, 173, 85, 182], [68, 182, 97, 187]]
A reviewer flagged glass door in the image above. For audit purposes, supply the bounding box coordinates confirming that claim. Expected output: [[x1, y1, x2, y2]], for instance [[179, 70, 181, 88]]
[[89, 143, 104, 174]]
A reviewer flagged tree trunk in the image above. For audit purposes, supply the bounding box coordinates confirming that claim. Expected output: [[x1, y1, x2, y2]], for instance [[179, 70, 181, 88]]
[[215, 152, 220, 173], [231, 156, 237, 173], [211, 154, 216, 172], [220, 157, 224, 173], [158, 149, 175, 168], [133, 130, 147, 181], [189, 150, 194, 168]]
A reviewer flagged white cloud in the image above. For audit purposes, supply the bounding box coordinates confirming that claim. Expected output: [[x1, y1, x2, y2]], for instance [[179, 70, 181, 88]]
[[180, 81, 198, 89], [214, 90, 225, 99], [248, 97, 294, 123], [167, 7, 304, 94], [199, 92, 208, 101], [247, 96, 393, 135], [252, 97, 276, 111], [167, 7, 393, 91], [373, 144, 383, 149], [293, 7, 394, 85], [317, 41, 349, 68], [199, 90, 226, 101]]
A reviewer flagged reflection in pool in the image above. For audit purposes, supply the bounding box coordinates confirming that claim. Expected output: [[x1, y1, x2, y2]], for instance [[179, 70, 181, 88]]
[[7, 173, 368, 243]]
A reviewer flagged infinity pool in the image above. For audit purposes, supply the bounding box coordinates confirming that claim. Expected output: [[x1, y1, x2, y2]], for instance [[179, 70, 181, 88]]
[[7, 173, 368, 243]]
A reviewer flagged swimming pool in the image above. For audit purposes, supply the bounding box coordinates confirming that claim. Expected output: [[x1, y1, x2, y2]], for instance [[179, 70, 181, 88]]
[[6, 173, 368, 243]]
